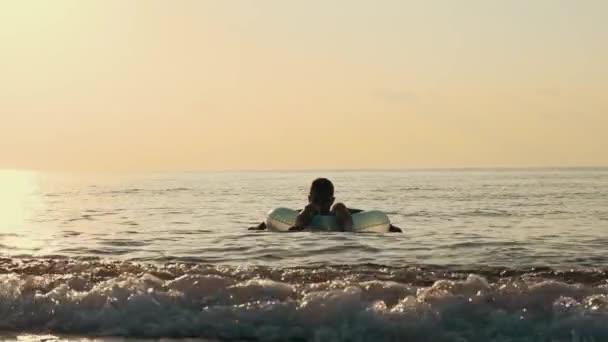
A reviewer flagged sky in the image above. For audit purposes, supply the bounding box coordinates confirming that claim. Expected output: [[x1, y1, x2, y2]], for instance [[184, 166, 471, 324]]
[[1, 0, 607, 172]]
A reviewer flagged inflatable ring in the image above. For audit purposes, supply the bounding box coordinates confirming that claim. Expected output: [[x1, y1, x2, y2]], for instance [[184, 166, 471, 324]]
[[266, 207, 391, 232]]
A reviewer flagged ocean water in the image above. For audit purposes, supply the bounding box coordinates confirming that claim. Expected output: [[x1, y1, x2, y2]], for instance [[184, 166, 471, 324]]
[[1, 169, 607, 341]]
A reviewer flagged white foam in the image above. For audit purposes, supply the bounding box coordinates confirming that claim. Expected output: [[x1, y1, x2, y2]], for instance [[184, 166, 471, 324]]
[[1, 259, 608, 341]]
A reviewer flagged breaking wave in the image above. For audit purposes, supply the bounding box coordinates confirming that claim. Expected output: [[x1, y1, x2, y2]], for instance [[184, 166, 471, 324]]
[[0, 258, 607, 341]]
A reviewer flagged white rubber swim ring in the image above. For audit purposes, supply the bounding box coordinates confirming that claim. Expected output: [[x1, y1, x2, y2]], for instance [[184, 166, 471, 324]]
[[265, 207, 391, 233]]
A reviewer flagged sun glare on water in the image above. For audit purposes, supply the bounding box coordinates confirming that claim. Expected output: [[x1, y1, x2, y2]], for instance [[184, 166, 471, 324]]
[[0, 170, 41, 241]]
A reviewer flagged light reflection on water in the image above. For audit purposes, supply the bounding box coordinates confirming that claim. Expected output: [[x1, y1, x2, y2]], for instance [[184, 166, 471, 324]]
[[0, 170, 50, 254]]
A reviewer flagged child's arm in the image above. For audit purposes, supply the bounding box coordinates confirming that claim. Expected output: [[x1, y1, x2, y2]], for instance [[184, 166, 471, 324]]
[[289, 204, 320, 231], [389, 224, 402, 232], [248, 222, 267, 230]]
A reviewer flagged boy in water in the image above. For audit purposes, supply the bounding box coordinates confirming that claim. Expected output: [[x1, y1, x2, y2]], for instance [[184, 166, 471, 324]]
[[250, 178, 402, 232], [290, 177, 354, 231]]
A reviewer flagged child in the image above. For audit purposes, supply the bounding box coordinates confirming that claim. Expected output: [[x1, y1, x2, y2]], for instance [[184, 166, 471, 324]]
[[289, 178, 354, 231], [249, 178, 402, 232]]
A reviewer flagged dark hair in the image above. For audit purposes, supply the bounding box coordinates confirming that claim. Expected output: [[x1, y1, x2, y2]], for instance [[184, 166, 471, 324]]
[[310, 178, 334, 198]]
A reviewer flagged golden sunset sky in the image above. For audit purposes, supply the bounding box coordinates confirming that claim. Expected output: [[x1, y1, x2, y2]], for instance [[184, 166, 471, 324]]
[[1, 0, 606, 171]]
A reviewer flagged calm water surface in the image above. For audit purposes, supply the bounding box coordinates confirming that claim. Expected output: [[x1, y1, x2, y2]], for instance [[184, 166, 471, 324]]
[[2, 169, 607, 268]]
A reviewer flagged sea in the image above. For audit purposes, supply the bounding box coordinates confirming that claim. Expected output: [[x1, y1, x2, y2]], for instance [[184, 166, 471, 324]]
[[0, 168, 607, 341]]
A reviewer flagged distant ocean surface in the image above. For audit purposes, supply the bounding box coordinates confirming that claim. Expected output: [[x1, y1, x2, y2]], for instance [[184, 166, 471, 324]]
[[1, 169, 607, 341]]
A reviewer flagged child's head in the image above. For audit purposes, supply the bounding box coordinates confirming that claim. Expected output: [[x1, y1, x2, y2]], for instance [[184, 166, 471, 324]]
[[308, 178, 335, 211]]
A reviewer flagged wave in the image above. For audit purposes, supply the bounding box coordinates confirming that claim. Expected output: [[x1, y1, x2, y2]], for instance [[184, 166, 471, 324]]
[[463, 209, 513, 217], [0, 258, 607, 341], [95, 188, 193, 196]]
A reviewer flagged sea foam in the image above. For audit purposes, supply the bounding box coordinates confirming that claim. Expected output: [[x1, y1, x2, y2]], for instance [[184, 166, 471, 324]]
[[0, 258, 607, 341]]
